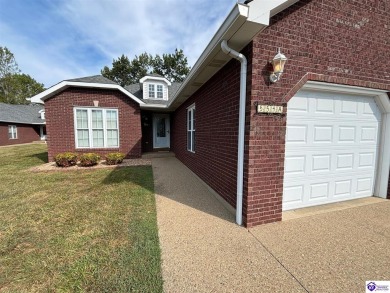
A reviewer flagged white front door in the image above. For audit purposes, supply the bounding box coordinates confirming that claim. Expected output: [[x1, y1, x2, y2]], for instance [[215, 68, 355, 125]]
[[283, 89, 382, 210], [153, 114, 170, 149]]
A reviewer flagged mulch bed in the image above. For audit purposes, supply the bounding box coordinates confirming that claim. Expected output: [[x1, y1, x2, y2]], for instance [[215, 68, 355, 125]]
[[30, 159, 152, 172]]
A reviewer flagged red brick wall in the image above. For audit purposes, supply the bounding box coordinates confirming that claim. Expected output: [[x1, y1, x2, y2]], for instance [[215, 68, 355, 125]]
[[246, 0, 390, 227], [172, 56, 249, 208], [45, 87, 141, 161], [0, 122, 41, 146]]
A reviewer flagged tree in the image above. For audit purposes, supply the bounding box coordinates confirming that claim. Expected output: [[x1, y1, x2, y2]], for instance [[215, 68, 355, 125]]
[[0, 46, 20, 103], [0, 46, 45, 104], [0, 74, 45, 104], [101, 49, 191, 86], [0, 47, 19, 78], [153, 49, 190, 83], [101, 53, 152, 87]]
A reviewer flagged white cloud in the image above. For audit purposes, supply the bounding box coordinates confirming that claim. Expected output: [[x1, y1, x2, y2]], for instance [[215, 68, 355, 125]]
[[0, 0, 236, 87]]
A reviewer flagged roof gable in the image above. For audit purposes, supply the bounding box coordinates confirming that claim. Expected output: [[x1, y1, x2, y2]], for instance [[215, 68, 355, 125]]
[[30, 75, 145, 105], [139, 75, 172, 86]]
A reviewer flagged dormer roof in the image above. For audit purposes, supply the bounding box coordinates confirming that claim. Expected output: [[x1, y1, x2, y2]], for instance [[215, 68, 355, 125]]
[[139, 74, 172, 86]]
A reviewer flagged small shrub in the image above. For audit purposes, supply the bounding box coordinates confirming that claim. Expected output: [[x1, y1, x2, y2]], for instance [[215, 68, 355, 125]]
[[79, 153, 101, 167], [54, 152, 78, 167], [105, 152, 126, 165]]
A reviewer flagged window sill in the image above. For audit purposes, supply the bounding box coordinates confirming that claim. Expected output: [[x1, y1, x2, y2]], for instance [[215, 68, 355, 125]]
[[75, 147, 120, 150]]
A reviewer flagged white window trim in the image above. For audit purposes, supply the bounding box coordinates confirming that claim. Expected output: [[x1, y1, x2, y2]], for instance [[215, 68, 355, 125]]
[[147, 82, 167, 100], [73, 107, 120, 149], [8, 125, 17, 139], [187, 104, 195, 153]]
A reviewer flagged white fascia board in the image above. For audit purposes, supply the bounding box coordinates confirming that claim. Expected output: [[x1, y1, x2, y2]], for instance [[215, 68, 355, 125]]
[[31, 81, 145, 105], [1, 120, 45, 125], [140, 76, 172, 86]]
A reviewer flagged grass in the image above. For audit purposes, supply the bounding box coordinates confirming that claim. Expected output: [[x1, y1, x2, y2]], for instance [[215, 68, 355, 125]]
[[0, 144, 163, 292]]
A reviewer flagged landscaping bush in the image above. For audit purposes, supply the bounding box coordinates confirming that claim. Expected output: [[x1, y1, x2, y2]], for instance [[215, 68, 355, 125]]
[[105, 152, 126, 165], [79, 153, 101, 167], [54, 152, 78, 167]]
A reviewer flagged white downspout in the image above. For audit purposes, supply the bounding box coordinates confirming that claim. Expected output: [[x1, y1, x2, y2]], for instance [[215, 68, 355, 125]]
[[221, 40, 247, 226]]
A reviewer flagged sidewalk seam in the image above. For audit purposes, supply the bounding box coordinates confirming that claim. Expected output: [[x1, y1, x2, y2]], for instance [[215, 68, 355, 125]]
[[248, 230, 310, 293]]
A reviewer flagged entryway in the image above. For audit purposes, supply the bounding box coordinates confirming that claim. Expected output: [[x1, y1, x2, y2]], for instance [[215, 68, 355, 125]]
[[153, 114, 170, 149]]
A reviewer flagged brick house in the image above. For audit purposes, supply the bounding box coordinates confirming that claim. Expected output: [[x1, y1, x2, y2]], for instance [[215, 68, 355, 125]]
[[31, 0, 390, 227], [0, 102, 46, 146]]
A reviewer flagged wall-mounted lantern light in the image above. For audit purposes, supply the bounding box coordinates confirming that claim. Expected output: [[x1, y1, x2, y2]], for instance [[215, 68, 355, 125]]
[[270, 48, 287, 83]]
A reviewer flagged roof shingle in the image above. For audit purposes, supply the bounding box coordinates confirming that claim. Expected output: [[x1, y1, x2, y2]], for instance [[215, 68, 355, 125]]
[[0, 103, 45, 124], [65, 75, 117, 85]]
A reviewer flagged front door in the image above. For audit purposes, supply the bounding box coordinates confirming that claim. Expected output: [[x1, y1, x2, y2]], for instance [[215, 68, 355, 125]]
[[153, 114, 170, 149]]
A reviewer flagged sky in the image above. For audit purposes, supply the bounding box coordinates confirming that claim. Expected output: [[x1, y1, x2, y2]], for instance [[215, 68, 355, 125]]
[[0, 0, 237, 88]]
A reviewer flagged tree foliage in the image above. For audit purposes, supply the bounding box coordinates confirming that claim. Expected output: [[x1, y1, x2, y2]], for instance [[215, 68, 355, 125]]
[[152, 49, 191, 83], [0, 46, 45, 104], [1, 74, 45, 104], [101, 49, 190, 86]]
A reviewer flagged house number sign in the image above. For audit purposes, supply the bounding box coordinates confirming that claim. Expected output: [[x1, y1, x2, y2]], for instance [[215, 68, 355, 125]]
[[256, 104, 283, 114]]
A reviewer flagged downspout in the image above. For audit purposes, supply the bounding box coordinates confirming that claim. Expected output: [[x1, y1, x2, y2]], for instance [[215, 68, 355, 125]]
[[221, 40, 247, 226]]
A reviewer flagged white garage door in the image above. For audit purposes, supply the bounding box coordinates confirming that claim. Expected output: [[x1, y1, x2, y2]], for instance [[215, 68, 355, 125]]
[[283, 89, 382, 210]]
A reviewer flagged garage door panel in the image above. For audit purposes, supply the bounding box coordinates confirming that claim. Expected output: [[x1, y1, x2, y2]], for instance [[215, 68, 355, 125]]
[[284, 155, 306, 175], [336, 153, 354, 170], [283, 90, 381, 210], [360, 126, 379, 142], [358, 152, 376, 168], [312, 155, 331, 173], [288, 94, 309, 112], [286, 120, 379, 147], [315, 97, 335, 114], [334, 179, 353, 197], [283, 174, 375, 210], [285, 149, 377, 179], [356, 177, 373, 194], [286, 125, 307, 143], [314, 126, 333, 143]]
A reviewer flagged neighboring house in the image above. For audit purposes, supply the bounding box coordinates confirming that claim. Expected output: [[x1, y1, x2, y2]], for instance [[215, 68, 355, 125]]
[[31, 0, 390, 227], [0, 103, 46, 146]]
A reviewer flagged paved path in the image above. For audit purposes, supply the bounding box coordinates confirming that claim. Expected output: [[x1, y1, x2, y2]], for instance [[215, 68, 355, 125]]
[[153, 157, 390, 293]]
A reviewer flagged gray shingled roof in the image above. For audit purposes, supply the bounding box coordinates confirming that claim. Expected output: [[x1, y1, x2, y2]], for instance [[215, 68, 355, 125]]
[[125, 82, 182, 105], [66, 75, 118, 85], [0, 103, 45, 124]]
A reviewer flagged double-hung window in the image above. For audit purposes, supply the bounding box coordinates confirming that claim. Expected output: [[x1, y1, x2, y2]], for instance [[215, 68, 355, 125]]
[[8, 125, 17, 139], [187, 104, 195, 152], [156, 85, 163, 99], [149, 84, 155, 98], [75, 108, 119, 148]]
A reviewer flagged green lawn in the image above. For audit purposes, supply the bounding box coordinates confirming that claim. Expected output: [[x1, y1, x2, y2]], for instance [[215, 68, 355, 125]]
[[0, 144, 163, 292]]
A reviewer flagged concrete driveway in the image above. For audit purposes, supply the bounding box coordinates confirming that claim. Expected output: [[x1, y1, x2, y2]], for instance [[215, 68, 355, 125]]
[[153, 157, 390, 293]]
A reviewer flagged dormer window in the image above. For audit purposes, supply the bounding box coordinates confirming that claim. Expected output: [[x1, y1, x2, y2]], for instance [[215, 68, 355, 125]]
[[140, 75, 171, 101], [147, 83, 164, 99]]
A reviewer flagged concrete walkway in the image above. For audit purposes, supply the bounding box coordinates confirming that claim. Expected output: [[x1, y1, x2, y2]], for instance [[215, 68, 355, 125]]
[[153, 157, 390, 293]]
